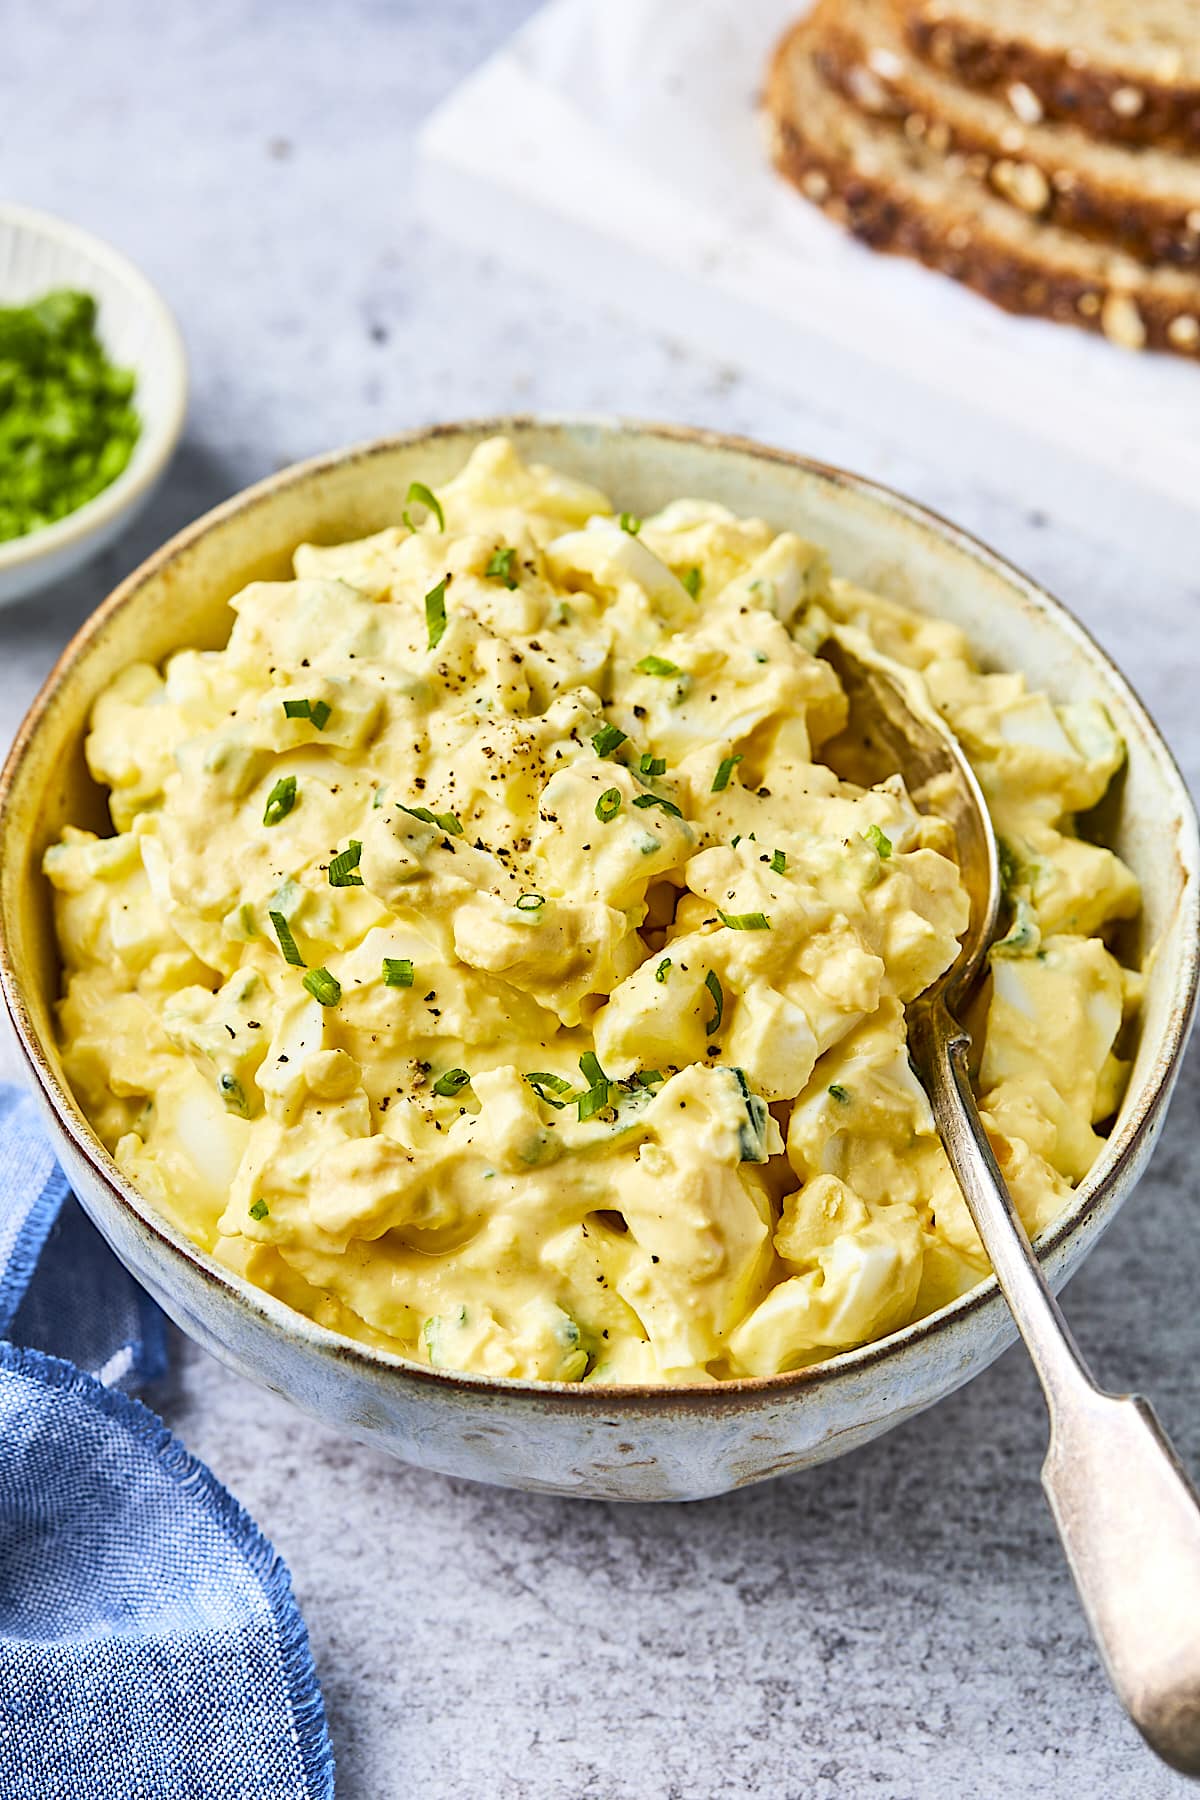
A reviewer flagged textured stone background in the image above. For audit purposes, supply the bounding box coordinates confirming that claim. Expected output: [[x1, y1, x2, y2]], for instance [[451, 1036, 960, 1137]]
[[2, 4, 1198, 1795]]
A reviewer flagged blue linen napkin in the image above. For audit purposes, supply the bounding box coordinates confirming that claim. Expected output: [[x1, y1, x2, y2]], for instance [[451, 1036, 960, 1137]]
[[0, 1085, 336, 1800]]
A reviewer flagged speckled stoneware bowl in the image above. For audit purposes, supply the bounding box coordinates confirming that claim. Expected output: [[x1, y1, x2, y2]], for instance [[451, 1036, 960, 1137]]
[[1, 419, 1196, 1501]]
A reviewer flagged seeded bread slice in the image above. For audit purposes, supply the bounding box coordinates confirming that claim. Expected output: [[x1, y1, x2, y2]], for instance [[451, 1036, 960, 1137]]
[[765, 19, 1200, 356], [898, 0, 1200, 151], [812, 0, 1200, 268]]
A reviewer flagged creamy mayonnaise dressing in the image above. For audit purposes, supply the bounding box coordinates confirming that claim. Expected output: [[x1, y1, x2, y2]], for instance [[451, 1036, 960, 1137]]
[[46, 438, 1141, 1383]]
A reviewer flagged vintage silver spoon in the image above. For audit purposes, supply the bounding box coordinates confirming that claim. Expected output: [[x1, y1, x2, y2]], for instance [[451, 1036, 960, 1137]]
[[822, 631, 1200, 1776]]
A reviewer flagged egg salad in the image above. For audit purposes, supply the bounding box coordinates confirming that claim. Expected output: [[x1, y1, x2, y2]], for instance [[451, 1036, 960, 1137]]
[[45, 438, 1141, 1385]]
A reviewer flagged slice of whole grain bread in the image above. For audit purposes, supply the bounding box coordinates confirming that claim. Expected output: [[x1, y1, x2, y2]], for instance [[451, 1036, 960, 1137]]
[[812, 0, 1200, 267], [765, 17, 1200, 356], [898, 0, 1200, 151]]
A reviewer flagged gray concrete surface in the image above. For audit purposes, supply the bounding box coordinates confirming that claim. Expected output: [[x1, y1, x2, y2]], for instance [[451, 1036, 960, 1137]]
[[2, 3, 1198, 1794]]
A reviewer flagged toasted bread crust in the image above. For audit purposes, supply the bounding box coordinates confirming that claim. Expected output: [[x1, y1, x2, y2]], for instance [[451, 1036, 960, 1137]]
[[902, 6, 1200, 152], [811, 2, 1200, 267], [765, 22, 1200, 357]]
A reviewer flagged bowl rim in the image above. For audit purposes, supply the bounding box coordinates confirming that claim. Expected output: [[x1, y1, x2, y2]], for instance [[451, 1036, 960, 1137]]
[[1, 413, 1196, 1410], [0, 201, 189, 577]]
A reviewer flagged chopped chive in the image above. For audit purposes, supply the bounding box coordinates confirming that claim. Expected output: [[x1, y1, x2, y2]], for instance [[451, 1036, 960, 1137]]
[[770, 849, 787, 875], [398, 802, 461, 836], [303, 967, 341, 1006], [282, 697, 330, 730], [635, 654, 681, 677], [525, 1071, 572, 1109], [632, 793, 683, 818], [731, 835, 741, 849], [655, 957, 671, 983], [383, 957, 414, 987], [639, 753, 666, 778], [403, 480, 444, 533], [635, 1069, 664, 1088], [828, 1083, 851, 1104], [425, 578, 448, 650], [681, 566, 702, 599], [485, 545, 518, 588], [249, 1198, 269, 1221], [219, 1073, 249, 1117], [705, 969, 724, 1037], [576, 1050, 612, 1122], [515, 892, 545, 912], [595, 787, 622, 823], [591, 723, 627, 758], [268, 910, 305, 967], [719, 910, 770, 931], [712, 753, 742, 793], [432, 1067, 471, 1098], [863, 824, 893, 859], [618, 511, 641, 535], [328, 840, 363, 887], [263, 775, 296, 827]]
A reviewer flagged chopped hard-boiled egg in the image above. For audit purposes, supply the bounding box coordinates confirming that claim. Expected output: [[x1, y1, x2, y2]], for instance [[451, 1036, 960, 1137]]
[[46, 438, 1140, 1384]]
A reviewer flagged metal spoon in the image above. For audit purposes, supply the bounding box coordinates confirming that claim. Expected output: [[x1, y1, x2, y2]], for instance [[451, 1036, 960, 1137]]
[[822, 631, 1200, 1776]]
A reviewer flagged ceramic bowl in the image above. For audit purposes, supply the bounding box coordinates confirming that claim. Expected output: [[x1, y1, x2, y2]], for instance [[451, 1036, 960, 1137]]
[[1, 418, 1195, 1501], [0, 204, 188, 608]]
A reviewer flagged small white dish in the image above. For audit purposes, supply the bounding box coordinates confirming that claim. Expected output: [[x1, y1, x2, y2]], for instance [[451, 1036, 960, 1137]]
[[0, 204, 188, 608]]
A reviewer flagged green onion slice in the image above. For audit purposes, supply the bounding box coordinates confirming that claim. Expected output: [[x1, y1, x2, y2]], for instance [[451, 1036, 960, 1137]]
[[282, 697, 330, 729], [681, 566, 702, 599], [618, 512, 641, 535], [711, 753, 742, 793], [828, 1084, 851, 1104], [303, 967, 341, 1006], [268, 910, 305, 967], [383, 957, 414, 988], [591, 723, 627, 758], [263, 776, 296, 827], [398, 803, 462, 836], [632, 793, 683, 818], [525, 1071, 572, 1109], [249, 1198, 269, 1221], [770, 849, 787, 875], [863, 823, 893, 859], [635, 1070, 664, 1088], [705, 970, 724, 1037], [432, 1067, 471, 1098], [655, 957, 671, 983], [515, 892, 545, 912], [328, 841, 363, 887], [576, 1050, 612, 1122], [595, 787, 622, 823], [425, 578, 448, 650], [485, 545, 518, 588], [638, 754, 666, 778], [719, 910, 770, 931], [635, 655, 681, 677], [403, 480, 444, 533]]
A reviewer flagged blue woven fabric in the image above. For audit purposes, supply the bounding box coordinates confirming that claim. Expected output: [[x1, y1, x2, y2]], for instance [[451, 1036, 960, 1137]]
[[0, 1086, 335, 1799]]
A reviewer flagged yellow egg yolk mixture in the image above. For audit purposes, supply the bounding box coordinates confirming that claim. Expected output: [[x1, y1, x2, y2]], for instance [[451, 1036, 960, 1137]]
[[46, 438, 1142, 1384]]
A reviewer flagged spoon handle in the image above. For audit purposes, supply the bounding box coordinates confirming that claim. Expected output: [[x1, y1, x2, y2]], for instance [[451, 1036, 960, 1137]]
[[908, 999, 1200, 1775]]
